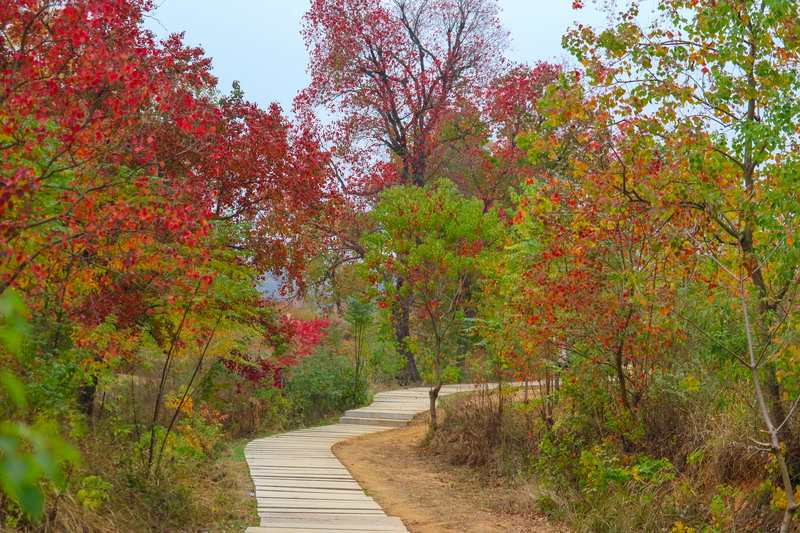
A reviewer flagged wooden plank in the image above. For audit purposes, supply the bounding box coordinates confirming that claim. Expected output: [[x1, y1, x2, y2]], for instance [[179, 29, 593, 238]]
[[246, 526, 407, 533], [258, 508, 386, 515], [256, 513, 406, 523], [249, 523, 405, 531], [256, 489, 374, 497], [257, 500, 382, 510], [246, 515, 407, 531], [253, 479, 360, 485], [245, 383, 511, 532], [248, 526, 406, 533]]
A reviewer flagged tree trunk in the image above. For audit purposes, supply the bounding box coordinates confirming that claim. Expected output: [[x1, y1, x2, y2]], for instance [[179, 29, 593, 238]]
[[456, 279, 475, 368], [429, 382, 443, 429], [409, 160, 426, 187], [77, 374, 98, 420], [741, 226, 790, 429], [354, 326, 365, 403], [543, 363, 554, 427], [613, 309, 634, 416], [614, 342, 631, 414], [394, 278, 421, 384]]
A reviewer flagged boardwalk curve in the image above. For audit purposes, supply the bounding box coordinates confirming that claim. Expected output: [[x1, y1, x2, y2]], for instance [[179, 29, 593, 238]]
[[244, 384, 483, 533]]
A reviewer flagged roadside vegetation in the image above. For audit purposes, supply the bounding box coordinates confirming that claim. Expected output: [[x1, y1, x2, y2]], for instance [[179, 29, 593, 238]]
[[3, 0, 800, 532]]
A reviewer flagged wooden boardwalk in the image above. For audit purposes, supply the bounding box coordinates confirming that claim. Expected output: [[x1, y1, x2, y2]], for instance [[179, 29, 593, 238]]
[[244, 384, 483, 533]]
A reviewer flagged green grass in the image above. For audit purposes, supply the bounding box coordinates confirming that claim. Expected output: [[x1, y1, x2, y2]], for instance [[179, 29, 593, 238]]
[[228, 438, 250, 462]]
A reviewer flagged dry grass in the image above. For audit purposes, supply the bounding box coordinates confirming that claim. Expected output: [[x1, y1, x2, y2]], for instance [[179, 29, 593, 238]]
[[421, 380, 789, 532], [2, 435, 257, 533], [426, 385, 540, 474]]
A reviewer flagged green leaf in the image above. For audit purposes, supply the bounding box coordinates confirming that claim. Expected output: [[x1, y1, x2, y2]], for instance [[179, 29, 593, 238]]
[[0, 290, 29, 355], [0, 373, 27, 408]]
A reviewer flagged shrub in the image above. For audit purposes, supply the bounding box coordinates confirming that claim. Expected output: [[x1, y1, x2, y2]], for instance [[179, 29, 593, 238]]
[[284, 348, 368, 422], [427, 385, 537, 473]]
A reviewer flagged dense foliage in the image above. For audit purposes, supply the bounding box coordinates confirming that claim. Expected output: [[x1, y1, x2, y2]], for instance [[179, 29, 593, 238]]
[[3, 0, 800, 531], [0, 1, 349, 530]]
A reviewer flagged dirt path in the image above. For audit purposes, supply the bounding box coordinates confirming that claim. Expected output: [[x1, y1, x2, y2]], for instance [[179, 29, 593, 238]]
[[333, 416, 566, 533]]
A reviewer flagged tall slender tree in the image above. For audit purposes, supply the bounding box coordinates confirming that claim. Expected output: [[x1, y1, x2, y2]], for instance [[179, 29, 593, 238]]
[[541, 1, 800, 528], [299, 0, 508, 382]]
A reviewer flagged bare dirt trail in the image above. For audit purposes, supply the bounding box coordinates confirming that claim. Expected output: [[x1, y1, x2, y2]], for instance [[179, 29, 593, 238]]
[[333, 416, 566, 533]]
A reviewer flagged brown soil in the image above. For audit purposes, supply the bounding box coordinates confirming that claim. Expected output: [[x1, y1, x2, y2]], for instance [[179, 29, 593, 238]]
[[333, 416, 567, 533]]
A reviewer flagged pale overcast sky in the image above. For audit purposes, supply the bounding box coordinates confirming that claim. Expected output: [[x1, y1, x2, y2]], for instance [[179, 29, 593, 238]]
[[145, 1, 623, 113]]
